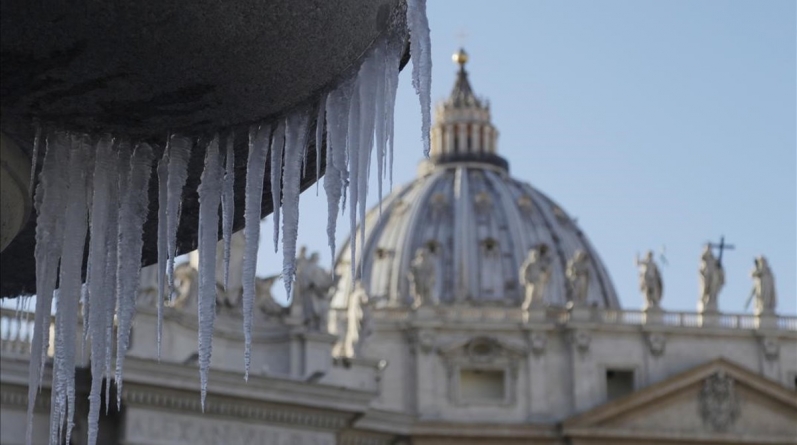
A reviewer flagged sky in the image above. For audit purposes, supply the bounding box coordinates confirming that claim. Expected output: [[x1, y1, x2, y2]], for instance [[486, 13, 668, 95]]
[[3, 1, 792, 317], [256, 0, 796, 314]]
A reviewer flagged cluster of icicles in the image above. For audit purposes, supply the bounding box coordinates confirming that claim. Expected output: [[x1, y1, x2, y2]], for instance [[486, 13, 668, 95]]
[[24, 2, 431, 444]]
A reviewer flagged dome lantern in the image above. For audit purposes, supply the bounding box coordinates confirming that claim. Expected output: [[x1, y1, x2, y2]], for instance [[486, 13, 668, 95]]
[[430, 49, 504, 169]]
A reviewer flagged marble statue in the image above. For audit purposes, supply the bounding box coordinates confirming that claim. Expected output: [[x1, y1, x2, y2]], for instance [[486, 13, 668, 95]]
[[409, 246, 437, 309], [566, 250, 590, 306], [747, 256, 776, 315], [255, 274, 284, 318], [293, 247, 336, 331], [520, 244, 552, 310], [137, 263, 161, 306], [343, 282, 371, 358], [699, 245, 724, 313], [636, 250, 663, 310], [170, 262, 198, 310]]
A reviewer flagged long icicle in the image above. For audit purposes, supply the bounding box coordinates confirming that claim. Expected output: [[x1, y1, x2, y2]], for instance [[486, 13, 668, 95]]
[[163, 135, 191, 356], [155, 149, 168, 359], [281, 111, 311, 301], [407, 0, 433, 157], [324, 79, 354, 267], [102, 142, 124, 416], [197, 136, 223, 410], [270, 122, 286, 252], [114, 143, 154, 410], [221, 134, 235, 291], [86, 135, 116, 445], [27, 132, 69, 445], [49, 134, 89, 445], [242, 124, 271, 380], [347, 75, 363, 283], [315, 96, 326, 196]]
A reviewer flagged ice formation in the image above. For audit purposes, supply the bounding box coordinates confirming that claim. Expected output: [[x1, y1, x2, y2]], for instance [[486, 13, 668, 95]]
[[24, 2, 431, 443], [222, 136, 235, 291], [242, 124, 271, 380], [197, 137, 223, 410]]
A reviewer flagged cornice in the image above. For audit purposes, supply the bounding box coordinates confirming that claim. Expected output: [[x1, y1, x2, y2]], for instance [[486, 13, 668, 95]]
[[563, 426, 795, 444], [1, 383, 51, 412], [122, 386, 351, 431], [121, 356, 376, 412]]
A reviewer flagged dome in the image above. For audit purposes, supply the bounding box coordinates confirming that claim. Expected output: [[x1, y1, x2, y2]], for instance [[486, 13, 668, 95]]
[[332, 50, 620, 310]]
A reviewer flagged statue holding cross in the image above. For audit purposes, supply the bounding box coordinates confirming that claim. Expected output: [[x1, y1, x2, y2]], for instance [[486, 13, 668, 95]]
[[699, 236, 733, 313], [699, 244, 725, 313]]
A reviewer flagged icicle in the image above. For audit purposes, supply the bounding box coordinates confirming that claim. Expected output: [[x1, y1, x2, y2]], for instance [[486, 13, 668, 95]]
[[86, 135, 116, 445], [242, 124, 271, 380], [102, 142, 126, 416], [27, 132, 68, 445], [270, 122, 286, 252], [347, 75, 363, 283], [407, 0, 433, 157], [197, 136, 223, 410], [28, 121, 42, 194], [49, 135, 89, 445], [357, 53, 379, 278], [373, 40, 388, 215], [221, 134, 235, 291], [114, 143, 154, 411], [163, 135, 191, 355], [384, 35, 402, 192], [155, 150, 168, 359], [281, 111, 311, 301], [315, 96, 326, 196], [324, 79, 354, 265]]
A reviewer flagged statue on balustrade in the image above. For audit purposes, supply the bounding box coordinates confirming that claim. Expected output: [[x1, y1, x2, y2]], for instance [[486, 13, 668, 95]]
[[137, 262, 196, 311], [636, 250, 663, 310], [293, 247, 336, 331], [699, 244, 725, 313], [747, 256, 776, 316], [343, 281, 372, 358], [409, 246, 437, 309], [255, 274, 285, 318], [520, 243, 552, 311], [566, 250, 590, 307]]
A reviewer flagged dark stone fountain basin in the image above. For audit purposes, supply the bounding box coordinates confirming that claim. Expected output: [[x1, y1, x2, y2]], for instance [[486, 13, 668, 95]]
[[0, 0, 410, 298]]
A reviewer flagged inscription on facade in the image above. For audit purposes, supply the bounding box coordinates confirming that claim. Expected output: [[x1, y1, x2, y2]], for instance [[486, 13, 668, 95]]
[[125, 408, 335, 445]]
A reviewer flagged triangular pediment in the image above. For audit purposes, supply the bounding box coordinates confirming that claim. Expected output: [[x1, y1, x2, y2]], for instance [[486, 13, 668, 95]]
[[564, 358, 797, 443]]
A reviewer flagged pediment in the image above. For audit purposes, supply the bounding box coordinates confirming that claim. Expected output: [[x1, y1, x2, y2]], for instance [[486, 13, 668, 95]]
[[564, 358, 797, 443]]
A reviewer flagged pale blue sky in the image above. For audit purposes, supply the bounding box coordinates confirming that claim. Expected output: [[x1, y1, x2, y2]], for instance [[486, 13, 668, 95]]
[[258, 0, 796, 314]]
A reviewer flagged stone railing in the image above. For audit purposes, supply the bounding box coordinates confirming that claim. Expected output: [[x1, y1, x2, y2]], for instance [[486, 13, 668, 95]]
[[0, 308, 35, 356], [0, 308, 57, 358], [357, 305, 797, 332]]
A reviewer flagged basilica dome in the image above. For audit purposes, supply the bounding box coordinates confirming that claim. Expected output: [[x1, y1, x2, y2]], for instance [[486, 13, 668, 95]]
[[332, 50, 620, 310]]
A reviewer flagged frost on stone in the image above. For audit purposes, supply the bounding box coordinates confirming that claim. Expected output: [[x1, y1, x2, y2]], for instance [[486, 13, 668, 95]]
[[197, 137, 223, 410], [242, 124, 271, 380]]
